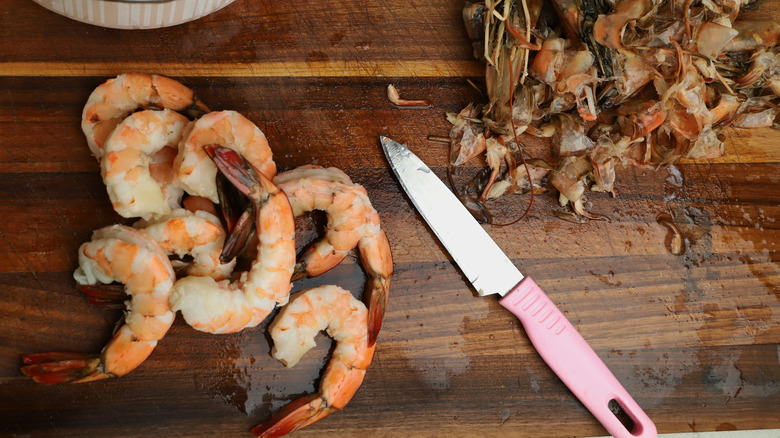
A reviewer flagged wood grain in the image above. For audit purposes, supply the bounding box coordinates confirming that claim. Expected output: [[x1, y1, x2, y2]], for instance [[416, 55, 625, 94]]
[[0, 1, 778, 437]]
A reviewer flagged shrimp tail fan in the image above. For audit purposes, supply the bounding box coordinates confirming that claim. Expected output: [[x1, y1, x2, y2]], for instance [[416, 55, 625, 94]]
[[252, 394, 334, 438], [20, 352, 107, 384]]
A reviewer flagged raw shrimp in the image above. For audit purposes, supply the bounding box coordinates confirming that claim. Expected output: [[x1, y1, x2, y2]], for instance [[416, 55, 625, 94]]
[[273, 165, 393, 346], [170, 146, 294, 334], [253, 285, 375, 438], [21, 225, 175, 383], [136, 208, 236, 281], [101, 109, 189, 220], [174, 110, 276, 204], [82, 73, 208, 160]]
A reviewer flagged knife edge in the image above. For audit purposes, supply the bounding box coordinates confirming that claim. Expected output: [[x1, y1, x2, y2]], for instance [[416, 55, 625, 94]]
[[380, 136, 524, 297]]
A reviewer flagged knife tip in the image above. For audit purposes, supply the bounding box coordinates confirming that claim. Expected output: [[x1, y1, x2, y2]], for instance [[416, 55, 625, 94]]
[[380, 136, 397, 155]]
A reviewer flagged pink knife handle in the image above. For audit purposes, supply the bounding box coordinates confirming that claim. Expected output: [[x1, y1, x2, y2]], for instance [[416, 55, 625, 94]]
[[499, 276, 657, 438]]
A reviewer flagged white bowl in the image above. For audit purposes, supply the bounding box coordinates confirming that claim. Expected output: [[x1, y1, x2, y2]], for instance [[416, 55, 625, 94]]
[[32, 0, 236, 30]]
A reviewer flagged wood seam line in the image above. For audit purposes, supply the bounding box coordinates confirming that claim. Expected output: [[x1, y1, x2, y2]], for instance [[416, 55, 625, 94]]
[[0, 61, 485, 77]]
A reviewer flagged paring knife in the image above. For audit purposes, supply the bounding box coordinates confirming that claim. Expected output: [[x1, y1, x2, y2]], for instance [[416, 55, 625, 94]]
[[381, 136, 657, 438]]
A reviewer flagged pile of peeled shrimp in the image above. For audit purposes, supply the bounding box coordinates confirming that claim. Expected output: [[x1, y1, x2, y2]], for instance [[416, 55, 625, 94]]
[[450, 0, 779, 222], [19, 73, 393, 438]]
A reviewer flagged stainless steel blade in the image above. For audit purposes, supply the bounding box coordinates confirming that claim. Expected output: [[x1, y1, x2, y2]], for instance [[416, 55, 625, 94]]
[[381, 136, 524, 297]]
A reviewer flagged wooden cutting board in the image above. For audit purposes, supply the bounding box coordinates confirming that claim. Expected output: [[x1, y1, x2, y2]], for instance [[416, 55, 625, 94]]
[[1, 1, 778, 436]]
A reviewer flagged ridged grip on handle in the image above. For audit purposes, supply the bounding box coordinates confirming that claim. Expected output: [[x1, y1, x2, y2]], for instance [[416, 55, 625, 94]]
[[499, 276, 657, 438]]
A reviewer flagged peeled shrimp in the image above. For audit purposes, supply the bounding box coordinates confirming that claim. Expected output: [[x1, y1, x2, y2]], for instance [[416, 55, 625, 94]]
[[82, 73, 208, 160], [273, 165, 393, 346], [101, 109, 189, 220], [136, 208, 236, 281], [174, 110, 276, 204], [253, 285, 375, 438], [21, 225, 175, 383], [170, 146, 294, 334]]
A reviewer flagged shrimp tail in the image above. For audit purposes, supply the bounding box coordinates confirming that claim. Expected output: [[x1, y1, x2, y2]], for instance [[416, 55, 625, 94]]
[[204, 144, 267, 203], [207, 144, 286, 261], [78, 284, 128, 308], [291, 245, 346, 280], [252, 394, 334, 438], [358, 232, 393, 346], [366, 275, 389, 347], [220, 205, 255, 263], [184, 98, 210, 120], [20, 352, 109, 384], [291, 259, 308, 281], [216, 172, 247, 233]]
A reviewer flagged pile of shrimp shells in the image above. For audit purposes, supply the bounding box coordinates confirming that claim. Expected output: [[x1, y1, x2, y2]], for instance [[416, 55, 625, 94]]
[[452, 0, 780, 221]]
